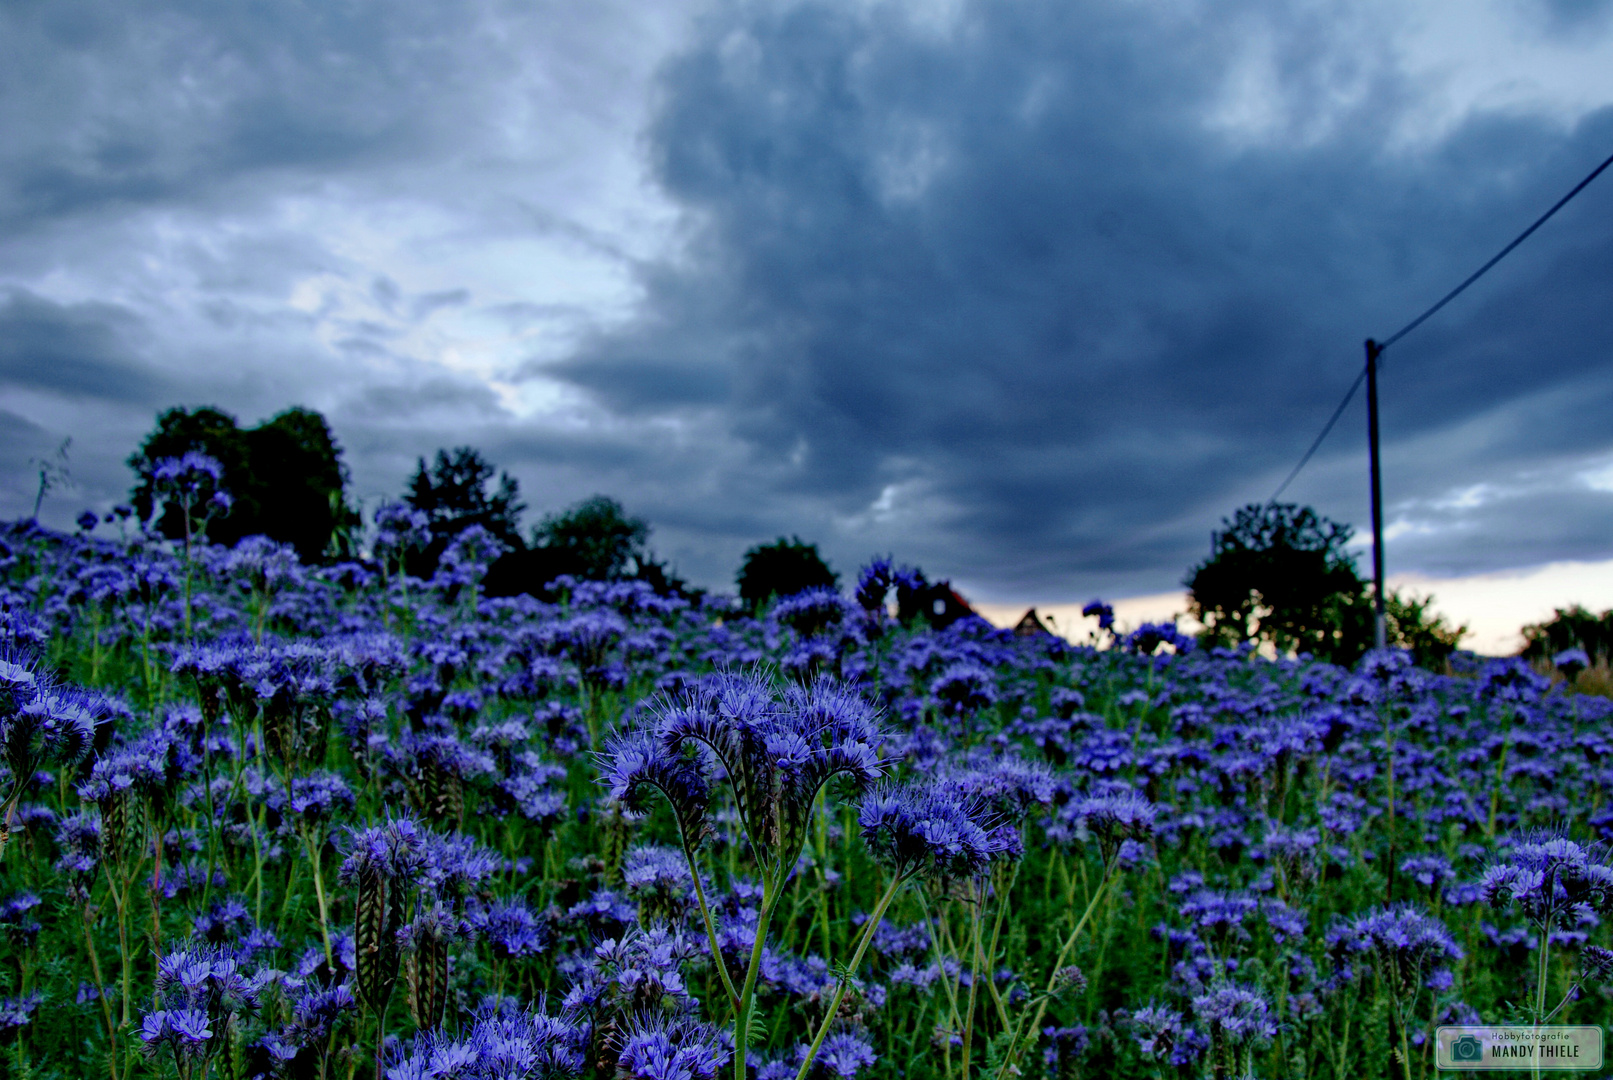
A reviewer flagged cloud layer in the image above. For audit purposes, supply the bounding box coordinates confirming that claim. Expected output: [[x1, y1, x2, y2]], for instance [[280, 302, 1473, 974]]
[[3, 0, 1612, 601]]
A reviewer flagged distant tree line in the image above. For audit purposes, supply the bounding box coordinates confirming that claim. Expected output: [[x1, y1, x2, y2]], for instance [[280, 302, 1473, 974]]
[[125, 408, 988, 615], [400, 446, 693, 599], [1521, 605, 1613, 666], [125, 406, 1491, 659], [1184, 502, 1467, 668]]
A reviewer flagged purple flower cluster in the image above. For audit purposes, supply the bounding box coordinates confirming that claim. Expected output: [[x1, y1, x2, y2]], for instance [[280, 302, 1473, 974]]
[[1326, 905, 1463, 1009], [9, 513, 1613, 1080], [611, 669, 886, 880], [1481, 832, 1613, 928], [857, 780, 1000, 882]]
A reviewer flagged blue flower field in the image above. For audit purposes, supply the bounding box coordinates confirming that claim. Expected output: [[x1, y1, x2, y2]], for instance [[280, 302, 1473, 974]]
[[0, 512, 1610, 1080]]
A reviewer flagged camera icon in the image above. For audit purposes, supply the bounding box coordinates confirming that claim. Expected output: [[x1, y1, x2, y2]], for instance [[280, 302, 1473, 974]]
[[1451, 1034, 1485, 1063]]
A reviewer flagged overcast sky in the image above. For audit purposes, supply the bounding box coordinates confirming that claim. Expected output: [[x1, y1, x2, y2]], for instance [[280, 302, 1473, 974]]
[[4, 0, 1613, 604]]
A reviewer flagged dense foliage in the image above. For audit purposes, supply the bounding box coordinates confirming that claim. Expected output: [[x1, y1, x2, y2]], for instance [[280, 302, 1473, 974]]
[[129, 408, 359, 564], [1525, 605, 1613, 668], [404, 447, 528, 566], [1185, 504, 1465, 669], [737, 539, 838, 613], [0, 508, 1610, 1080], [530, 498, 649, 584]]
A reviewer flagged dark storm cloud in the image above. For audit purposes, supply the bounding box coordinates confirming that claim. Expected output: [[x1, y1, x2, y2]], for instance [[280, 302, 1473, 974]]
[[0, 0, 544, 234], [345, 377, 505, 421], [3, 0, 1608, 601], [540, 0, 1613, 597], [0, 289, 166, 402], [1533, 0, 1613, 33]]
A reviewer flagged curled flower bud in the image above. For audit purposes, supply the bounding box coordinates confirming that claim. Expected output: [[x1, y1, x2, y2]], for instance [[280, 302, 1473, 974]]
[[340, 816, 427, 1014], [1480, 832, 1613, 926], [1052, 966, 1088, 996], [652, 669, 887, 881], [1068, 792, 1157, 864], [402, 903, 463, 1032], [617, 1012, 730, 1080], [600, 728, 713, 848], [1325, 904, 1462, 1015]]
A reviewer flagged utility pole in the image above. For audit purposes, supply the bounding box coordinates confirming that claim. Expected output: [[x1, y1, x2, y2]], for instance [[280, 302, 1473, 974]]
[[1365, 338, 1386, 651]]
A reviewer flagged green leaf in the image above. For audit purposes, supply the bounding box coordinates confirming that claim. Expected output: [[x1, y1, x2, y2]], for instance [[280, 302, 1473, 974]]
[[746, 1009, 769, 1049]]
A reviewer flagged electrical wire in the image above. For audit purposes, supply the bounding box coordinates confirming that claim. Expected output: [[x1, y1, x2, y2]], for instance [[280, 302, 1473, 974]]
[[1266, 145, 1613, 505], [1265, 367, 1366, 505]]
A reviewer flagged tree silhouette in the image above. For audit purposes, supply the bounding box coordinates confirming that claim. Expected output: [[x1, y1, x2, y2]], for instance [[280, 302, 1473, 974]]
[[1186, 503, 1464, 667], [736, 537, 838, 612], [532, 496, 648, 581], [404, 447, 526, 567], [1185, 503, 1366, 663], [484, 495, 696, 600], [129, 405, 357, 562]]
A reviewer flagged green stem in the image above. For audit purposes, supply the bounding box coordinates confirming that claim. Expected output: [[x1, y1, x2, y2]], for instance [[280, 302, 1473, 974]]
[[248, 800, 266, 926], [110, 870, 134, 1027], [961, 887, 985, 1080], [306, 825, 334, 969], [80, 902, 118, 1080], [917, 889, 965, 1038], [182, 511, 193, 638], [981, 863, 1018, 1032], [1534, 928, 1551, 1080], [683, 837, 740, 1010], [734, 874, 780, 1080], [816, 790, 832, 960], [994, 860, 1116, 1080], [794, 874, 907, 1080], [1535, 925, 1550, 1022]]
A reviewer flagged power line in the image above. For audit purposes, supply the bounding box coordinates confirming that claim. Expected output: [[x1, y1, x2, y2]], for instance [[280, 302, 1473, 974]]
[[1267, 145, 1613, 505], [1379, 147, 1613, 351], [1266, 367, 1366, 505]]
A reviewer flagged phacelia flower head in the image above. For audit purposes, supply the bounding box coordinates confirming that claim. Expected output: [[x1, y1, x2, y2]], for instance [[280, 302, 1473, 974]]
[[1553, 647, 1590, 679], [1582, 944, 1613, 985], [805, 1029, 878, 1079], [338, 814, 428, 888], [139, 1008, 213, 1064], [623, 845, 700, 921], [154, 941, 260, 1019], [152, 452, 224, 493], [650, 669, 886, 880], [773, 587, 852, 638], [617, 1012, 731, 1080], [855, 558, 897, 614], [929, 662, 998, 718], [1124, 622, 1195, 656], [1191, 983, 1274, 1076], [601, 727, 714, 847], [340, 814, 430, 1014], [1081, 600, 1115, 631], [1128, 1003, 1184, 1060], [1326, 904, 1463, 1013], [1067, 792, 1158, 863], [287, 771, 355, 825], [468, 895, 549, 960], [372, 500, 431, 560], [384, 999, 586, 1080], [1480, 832, 1613, 928], [858, 780, 998, 883], [4, 683, 100, 782], [1399, 855, 1455, 895]]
